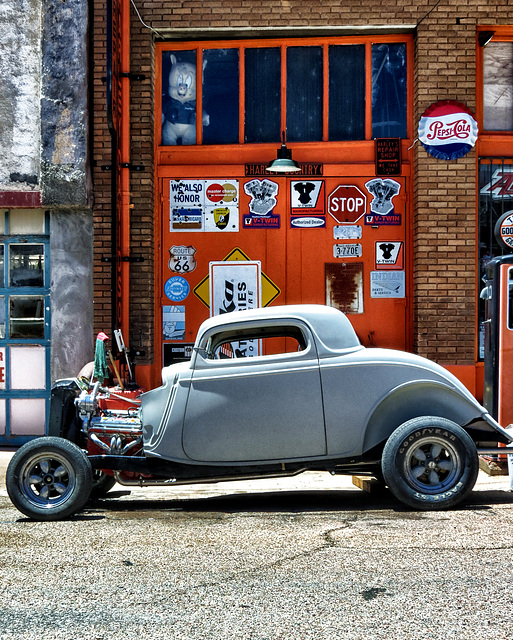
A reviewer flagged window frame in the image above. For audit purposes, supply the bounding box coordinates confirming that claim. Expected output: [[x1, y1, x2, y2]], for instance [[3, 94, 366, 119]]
[[477, 27, 513, 141], [0, 210, 51, 442], [156, 35, 413, 150]]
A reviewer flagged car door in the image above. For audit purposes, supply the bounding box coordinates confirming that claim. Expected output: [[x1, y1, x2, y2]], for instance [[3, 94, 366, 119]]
[[182, 321, 326, 463]]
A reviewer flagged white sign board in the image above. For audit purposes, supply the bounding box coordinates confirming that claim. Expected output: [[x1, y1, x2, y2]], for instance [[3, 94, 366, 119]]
[[209, 261, 261, 357], [209, 261, 261, 316], [370, 271, 405, 298]]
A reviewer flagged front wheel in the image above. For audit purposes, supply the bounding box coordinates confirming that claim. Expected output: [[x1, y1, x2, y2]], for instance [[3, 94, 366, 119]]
[[381, 417, 479, 510], [6, 437, 93, 521]]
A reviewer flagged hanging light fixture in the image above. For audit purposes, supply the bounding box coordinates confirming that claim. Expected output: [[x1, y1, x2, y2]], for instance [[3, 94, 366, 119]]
[[478, 31, 494, 47], [266, 131, 301, 173]]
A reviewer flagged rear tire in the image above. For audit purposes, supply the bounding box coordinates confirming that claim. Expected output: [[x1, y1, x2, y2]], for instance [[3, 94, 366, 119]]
[[90, 470, 117, 498], [381, 416, 479, 510], [6, 437, 93, 521]]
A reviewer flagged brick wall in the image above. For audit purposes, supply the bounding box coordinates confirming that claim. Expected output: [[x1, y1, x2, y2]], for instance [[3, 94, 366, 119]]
[[91, 0, 513, 368]]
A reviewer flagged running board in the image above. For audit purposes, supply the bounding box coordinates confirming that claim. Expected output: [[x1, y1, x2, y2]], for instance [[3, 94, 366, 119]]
[[478, 448, 512, 455]]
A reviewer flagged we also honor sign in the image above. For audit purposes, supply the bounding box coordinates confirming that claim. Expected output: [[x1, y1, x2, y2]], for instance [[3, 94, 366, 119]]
[[418, 101, 478, 161]]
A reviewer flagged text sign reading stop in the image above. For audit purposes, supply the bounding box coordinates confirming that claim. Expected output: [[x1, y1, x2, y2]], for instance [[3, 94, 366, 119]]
[[328, 185, 367, 223]]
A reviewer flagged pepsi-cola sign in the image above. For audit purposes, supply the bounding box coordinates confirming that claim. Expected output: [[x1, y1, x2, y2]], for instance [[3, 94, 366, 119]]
[[418, 101, 478, 161]]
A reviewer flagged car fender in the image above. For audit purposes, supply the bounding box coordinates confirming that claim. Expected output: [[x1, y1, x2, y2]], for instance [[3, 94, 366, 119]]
[[361, 379, 490, 453]]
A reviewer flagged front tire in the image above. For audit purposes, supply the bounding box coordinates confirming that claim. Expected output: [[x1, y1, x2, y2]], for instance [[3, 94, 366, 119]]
[[381, 417, 479, 510], [6, 437, 93, 521]]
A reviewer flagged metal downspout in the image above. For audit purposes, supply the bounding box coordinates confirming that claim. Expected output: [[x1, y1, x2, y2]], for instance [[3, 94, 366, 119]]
[[105, 0, 131, 352], [119, 0, 131, 346], [105, 0, 118, 342]]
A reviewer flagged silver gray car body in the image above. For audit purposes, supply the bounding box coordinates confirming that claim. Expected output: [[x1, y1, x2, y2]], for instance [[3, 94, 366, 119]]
[[141, 304, 510, 465], [7, 303, 513, 520]]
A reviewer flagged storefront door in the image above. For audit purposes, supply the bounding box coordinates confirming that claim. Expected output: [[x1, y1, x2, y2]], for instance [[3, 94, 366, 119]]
[[158, 169, 409, 368]]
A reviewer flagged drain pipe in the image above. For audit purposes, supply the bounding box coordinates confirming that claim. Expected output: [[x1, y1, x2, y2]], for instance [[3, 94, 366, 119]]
[[105, 0, 118, 343]]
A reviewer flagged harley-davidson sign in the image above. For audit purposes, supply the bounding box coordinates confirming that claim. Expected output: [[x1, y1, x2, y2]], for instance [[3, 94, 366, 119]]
[[418, 100, 478, 161]]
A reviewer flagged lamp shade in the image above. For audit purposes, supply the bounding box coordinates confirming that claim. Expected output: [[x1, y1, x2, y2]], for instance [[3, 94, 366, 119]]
[[266, 143, 301, 173]]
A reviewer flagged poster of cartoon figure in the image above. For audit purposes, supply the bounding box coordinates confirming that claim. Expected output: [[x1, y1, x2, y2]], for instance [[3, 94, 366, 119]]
[[161, 52, 209, 146], [161, 49, 240, 147]]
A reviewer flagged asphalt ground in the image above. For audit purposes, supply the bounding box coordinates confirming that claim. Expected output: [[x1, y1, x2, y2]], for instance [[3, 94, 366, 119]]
[[1, 449, 513, 640]]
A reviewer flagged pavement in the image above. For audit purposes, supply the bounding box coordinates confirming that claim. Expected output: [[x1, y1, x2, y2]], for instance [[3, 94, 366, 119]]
[[2, 448, 513, 639]]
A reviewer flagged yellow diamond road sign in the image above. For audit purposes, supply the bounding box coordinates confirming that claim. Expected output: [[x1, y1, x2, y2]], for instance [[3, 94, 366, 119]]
[[193, 247, 281, 308]]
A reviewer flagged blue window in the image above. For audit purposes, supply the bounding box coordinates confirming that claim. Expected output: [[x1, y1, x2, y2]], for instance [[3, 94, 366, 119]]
[[0, 210, 51, 444]]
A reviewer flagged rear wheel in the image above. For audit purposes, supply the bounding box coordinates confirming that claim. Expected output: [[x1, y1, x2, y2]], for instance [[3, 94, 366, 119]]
[[6, 437, 93, 521], [90, 470, 117, 498], [381, 417, 479, 510]]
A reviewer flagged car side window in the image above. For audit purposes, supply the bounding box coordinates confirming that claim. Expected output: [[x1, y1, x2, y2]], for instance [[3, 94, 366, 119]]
[[206, 324, 308, 360]]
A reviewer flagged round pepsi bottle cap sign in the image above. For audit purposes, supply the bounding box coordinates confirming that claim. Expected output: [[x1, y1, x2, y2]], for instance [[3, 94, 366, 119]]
[[418, 100, 478, 161]]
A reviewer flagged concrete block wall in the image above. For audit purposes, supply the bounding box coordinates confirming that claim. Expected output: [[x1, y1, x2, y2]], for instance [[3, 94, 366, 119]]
[[1, 0, 94, 382]]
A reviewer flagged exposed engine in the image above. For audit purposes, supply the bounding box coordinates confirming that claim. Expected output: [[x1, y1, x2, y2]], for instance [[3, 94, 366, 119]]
[[75, 381, 146, 485]]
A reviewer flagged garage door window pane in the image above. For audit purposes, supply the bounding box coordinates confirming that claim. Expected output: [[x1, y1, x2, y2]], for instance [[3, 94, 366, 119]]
[[0, 400, 6, 435], [10, 346, 46, 389], [0, 246, 4, 289], [10, 398, 46, 435], [0, 297, 4, 339], [245, 48, 281, 143], [203, 48, 239, 144], [372, 43, 407, 138], [161, 50, 197, 146], [329, 45, 365, 141], [287, 46, 323, 142]]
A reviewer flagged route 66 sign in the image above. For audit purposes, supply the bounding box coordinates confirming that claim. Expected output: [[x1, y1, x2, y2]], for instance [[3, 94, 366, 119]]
[[168, 245, 197, 274]]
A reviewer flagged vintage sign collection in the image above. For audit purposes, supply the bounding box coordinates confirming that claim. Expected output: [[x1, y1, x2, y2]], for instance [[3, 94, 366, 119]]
[[163, 172, 406, 358]]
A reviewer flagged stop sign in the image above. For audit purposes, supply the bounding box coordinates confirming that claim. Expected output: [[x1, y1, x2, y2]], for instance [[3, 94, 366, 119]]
[[328, 185, 367, 223]]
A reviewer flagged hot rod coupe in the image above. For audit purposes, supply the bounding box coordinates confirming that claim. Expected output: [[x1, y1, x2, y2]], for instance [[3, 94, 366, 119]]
[[6, 304, 513, 520]]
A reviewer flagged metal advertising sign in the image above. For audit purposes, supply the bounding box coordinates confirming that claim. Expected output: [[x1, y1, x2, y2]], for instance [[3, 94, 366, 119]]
[[163, 305, 186, 340], [209, 260, 262, 357], [169, 179, 239, 232], [418, 100, 478, 161], [375, 241, 404, 270], [290, 180, 326, 228], [168, 245, 197, 273], [375, 138, 401, 176], [364, 178, 402, 225], [327, 185, 367, 223], [494, 211, 513, 251], [243, 179, 280, 229], [370, 271, 405, 298], [209, 261, 261, 317]]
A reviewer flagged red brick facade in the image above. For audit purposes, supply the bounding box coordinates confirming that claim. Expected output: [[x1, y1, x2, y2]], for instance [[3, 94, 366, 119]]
[[91, 0, 513, 391]]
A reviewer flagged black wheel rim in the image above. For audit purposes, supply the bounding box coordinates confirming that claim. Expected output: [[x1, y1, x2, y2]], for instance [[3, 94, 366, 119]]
[[402, 436, 462, 494], [19, 452, 76, 510]]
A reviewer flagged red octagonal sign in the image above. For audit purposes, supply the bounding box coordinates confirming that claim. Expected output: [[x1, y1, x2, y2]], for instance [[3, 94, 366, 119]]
[[328, 185, 367, 223]]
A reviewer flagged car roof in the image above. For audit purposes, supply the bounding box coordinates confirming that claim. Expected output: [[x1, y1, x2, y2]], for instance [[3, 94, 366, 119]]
[[197, 304, 361, 352]]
